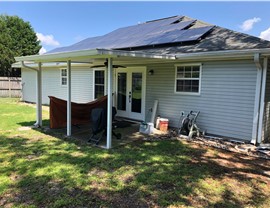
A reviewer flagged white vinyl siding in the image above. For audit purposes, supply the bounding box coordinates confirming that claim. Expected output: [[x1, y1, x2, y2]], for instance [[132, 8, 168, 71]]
[[21, 67, 94, 105], [145, 60, 257, 141], [21, 59, 259, 141]]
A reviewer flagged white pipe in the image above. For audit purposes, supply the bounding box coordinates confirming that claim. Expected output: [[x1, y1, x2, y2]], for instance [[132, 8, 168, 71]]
[[150, 100, 158, 124], [35, 62, 42, 127], [21, 61, 42, 127], [106, 58, 113, 149], [21, 61, 38, 71], [251, 54, 263, 144], [257, 57, 268, 144], [67, 60, 72, 136]]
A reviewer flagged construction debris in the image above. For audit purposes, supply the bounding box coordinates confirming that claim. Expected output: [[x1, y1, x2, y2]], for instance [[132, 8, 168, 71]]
[[143, 129, 270, 160]]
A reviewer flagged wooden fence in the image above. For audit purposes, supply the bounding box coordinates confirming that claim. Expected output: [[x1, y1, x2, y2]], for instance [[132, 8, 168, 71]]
[[0, 77, 22, 98]]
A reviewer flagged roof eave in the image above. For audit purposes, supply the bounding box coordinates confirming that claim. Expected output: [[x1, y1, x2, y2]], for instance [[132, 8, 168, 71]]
[[15, 48, 176, 63], [175, 48, 270, 61], [15, 49, 102, 62]]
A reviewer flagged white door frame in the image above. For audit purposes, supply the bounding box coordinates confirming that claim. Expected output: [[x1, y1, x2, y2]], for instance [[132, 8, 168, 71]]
[[115, 67, 146, 121]]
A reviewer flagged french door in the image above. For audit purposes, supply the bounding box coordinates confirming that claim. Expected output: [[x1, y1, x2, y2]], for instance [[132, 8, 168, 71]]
[[116, 68, 146, 121]]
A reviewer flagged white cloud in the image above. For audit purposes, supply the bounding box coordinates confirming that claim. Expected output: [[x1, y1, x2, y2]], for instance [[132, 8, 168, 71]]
[[36, 32, 60, 46], [259, 27, 270, 41], [240, 17, 261, 32], [39, 47, 47, 55]]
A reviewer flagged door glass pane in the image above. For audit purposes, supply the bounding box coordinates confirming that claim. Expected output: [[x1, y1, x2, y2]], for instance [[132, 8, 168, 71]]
[[132, 73, 142, 113], [117, 73, 127, 111]]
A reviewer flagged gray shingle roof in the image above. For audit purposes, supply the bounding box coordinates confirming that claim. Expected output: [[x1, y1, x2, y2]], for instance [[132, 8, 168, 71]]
[[48, 16, 270, 55], [135, 26, 270, 55]]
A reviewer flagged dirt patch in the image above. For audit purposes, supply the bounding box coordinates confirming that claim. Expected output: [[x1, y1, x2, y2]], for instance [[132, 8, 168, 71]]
[[17, 126, 32, 131]]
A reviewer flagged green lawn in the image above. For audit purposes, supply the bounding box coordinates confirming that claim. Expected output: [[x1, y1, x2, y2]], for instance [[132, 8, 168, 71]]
[[0, 98, 270, 208]]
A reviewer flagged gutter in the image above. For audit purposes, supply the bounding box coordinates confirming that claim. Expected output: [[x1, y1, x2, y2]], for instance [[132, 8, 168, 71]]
[[251, 54, 268, 145], [15, 48, 176, 63], [21, 61, 38, 71], [13, 61, 93, 69], [257, 57, 268, 144], [175, 48, 270, 61], [15, 49, 100, 62]]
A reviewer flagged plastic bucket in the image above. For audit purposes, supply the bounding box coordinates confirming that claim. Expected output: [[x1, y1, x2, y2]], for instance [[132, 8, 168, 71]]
[[159, 118, 169, 132], [139, 122, 154, 134]]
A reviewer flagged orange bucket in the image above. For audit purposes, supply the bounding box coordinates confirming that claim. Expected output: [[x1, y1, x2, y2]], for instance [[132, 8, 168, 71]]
[[159, 118, 169, 132]]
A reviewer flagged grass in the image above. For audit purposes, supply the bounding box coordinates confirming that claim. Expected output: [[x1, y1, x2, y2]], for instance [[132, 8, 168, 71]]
[[0, 98, 270, 207]]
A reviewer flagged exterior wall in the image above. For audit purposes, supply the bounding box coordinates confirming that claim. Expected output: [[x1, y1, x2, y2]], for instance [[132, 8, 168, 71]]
[[145, 60, 257, 141], [262, 58, 270, 143], [21, 60, 258, 141], [21, 67, 94, 105]]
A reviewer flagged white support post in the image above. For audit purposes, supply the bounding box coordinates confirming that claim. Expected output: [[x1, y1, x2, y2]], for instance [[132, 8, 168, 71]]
[[257, 57, 268, 144], [35, 62, 42, 127], [111, 67, 116, 106], [113, 68, 116, 107], [67, 60, 72, 136], [104, 67, 108, 96], [106, 58, 113, 149]]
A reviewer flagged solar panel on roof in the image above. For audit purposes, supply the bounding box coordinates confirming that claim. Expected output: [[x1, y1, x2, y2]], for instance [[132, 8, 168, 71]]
[[173, 26, 214, 42], [149, 26, 214, 45], [47, 16, 214, 54], [152, 20, 195, 34], [111, 20, 195, 48], [149, 30, 186, 45], [145, 15, 183, 25]]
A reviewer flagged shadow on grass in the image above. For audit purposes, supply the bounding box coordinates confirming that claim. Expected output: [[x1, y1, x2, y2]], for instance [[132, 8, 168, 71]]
[[18, 119, 50, 128], [1, 131, 270, 207]]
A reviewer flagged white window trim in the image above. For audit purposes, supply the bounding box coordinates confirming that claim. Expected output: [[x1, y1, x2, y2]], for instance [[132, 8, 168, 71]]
[[60, 68, 67, 87], [174, 63, 202, 96], [93, 69, 106, 100]]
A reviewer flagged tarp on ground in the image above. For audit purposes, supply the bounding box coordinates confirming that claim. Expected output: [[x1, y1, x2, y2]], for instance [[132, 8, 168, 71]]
[[49, 95, 107, 129]]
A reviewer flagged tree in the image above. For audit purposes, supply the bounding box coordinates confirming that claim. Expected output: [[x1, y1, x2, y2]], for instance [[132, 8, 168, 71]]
[[0, 15, 41, 77]]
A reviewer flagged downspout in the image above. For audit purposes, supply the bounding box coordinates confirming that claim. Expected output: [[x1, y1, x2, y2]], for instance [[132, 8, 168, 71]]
[[21, 61, 42, 127], [257, 57, 268, 144], [21, 61, 38, 71], [251, 54, 263, 144]]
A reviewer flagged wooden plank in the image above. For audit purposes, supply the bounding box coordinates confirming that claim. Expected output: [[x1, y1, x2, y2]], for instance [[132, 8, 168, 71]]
[[0, 77, 22, 98]]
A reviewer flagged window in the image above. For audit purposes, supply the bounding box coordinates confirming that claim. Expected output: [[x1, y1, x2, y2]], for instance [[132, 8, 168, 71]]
[[94, 70, 105, 99], [61, 68, 67, 86], [175, 64, 201, 94]]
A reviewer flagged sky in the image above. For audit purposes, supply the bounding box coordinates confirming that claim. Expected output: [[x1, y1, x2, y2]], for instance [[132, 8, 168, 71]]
[[1, 1, 270, 54]]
